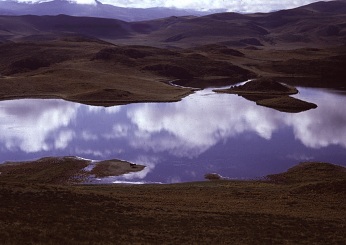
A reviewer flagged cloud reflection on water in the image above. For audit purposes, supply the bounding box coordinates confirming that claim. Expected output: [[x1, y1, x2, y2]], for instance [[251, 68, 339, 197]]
[[287, 89, 346, 149], [126, 88, 346, 156], [0, 88, 345, 180], [0, 99, 79, 152]]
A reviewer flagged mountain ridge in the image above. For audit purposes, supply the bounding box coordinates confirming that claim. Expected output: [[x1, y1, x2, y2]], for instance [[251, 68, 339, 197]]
[[0, 1, 345, 49], [1, 1, 346, 49], [0, 0, 211, 21], [0, 0, 345, 99]]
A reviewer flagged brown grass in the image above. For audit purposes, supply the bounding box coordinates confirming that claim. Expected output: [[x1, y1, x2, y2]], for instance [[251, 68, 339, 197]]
[[90, 160, 145, 178], [0, 157, 146, 183], [0, 40, 195, 106], [256, 96, 318, 113], [0, 157, 89, 184], [215, 79, 298, 95], [215, 79, 317, 113], [1, 34, 345, 107], [0, 161, 345, 244], [0, 8, 345, 243]]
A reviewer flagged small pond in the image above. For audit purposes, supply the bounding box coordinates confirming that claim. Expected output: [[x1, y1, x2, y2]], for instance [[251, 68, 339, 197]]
[[0, 86, 346, 184]]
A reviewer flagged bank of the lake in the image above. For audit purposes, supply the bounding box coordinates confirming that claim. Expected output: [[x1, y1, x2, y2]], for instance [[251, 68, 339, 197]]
[[1, 85, 346, 183], [0, 161, 345, 244], [0, 86, 345, 244], [214, 79, 318, 113]]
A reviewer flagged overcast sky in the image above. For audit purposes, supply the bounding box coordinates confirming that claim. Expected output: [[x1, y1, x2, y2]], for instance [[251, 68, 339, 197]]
[[4, 0, 335, 12]]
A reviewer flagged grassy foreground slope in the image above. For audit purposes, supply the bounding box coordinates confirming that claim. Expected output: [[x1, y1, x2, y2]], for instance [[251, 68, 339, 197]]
[[0, 162, 345, 244]]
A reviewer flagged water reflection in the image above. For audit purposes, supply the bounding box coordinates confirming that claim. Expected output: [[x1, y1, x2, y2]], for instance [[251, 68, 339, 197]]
[[0, 87, 345, 182], [289, 90, 346, 149], [0, 99, 79, 152], [126, 89, 282, 157]]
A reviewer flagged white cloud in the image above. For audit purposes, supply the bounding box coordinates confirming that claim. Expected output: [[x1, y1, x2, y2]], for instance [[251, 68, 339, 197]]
[[81, 130, 98, 141], [0, 87, 345, 166], [103, 124, 130, 139], [97, 0, 334, 12], [4, 0, 335, 12], [127, 90, 282, 157], [285, 89, 346, 149], [0, 99, 79, 153], [75, 148, 105, 157], [71, 0, 97, 5], [87, 105, 121, 114], [55, 130, 75, 149], [126, 88, 346, 157], [10, 0, 96, 4]]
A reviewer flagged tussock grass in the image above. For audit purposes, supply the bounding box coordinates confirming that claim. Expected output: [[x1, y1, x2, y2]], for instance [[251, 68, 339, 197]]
[[0, 161, 345, 244], [0, 157, 89, 184]]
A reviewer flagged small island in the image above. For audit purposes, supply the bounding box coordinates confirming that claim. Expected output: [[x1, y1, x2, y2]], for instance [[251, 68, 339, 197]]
[[90, 159, 145, 178], [214, 79, 318, 113]]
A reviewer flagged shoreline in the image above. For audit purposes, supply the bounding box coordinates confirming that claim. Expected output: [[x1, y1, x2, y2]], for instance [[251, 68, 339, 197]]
[[0, 161, 345, 244], [0, 156, 345, 185], [214, 79, 318, 112], [0, 80, 195, 107], [1, 7, 346, 243]]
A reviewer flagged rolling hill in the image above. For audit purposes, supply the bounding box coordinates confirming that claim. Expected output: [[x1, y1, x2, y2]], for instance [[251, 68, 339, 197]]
[[0, 0, 345, 49], [128, 0, 346, 48], [0, 0, 345, 106], [0, 2, 345, 244]]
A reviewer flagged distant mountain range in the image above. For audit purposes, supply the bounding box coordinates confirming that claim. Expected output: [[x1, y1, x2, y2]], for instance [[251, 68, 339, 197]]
[[0, 0, 214, 21], [0, 0, 345, 49]]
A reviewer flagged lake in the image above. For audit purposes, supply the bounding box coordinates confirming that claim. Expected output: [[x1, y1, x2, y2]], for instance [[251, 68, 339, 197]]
[[0, 86, 345, 184]]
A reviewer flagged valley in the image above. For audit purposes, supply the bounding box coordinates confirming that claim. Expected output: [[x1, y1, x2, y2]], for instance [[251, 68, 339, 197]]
[[0, 0, 346, 244]]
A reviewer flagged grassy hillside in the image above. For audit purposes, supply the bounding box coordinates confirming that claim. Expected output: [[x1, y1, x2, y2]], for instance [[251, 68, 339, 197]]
[[0, 1, 345, 98], [0, 161, 345, 244]]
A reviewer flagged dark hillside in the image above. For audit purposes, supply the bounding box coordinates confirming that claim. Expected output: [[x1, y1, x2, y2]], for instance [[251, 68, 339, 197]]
[[299, 0, 346, 14], [1, 1, 346, 48], [0, 1, 345, 94]]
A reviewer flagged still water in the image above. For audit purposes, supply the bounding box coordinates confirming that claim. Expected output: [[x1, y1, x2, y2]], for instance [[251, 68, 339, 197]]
[[0, 87, 346, 183]]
